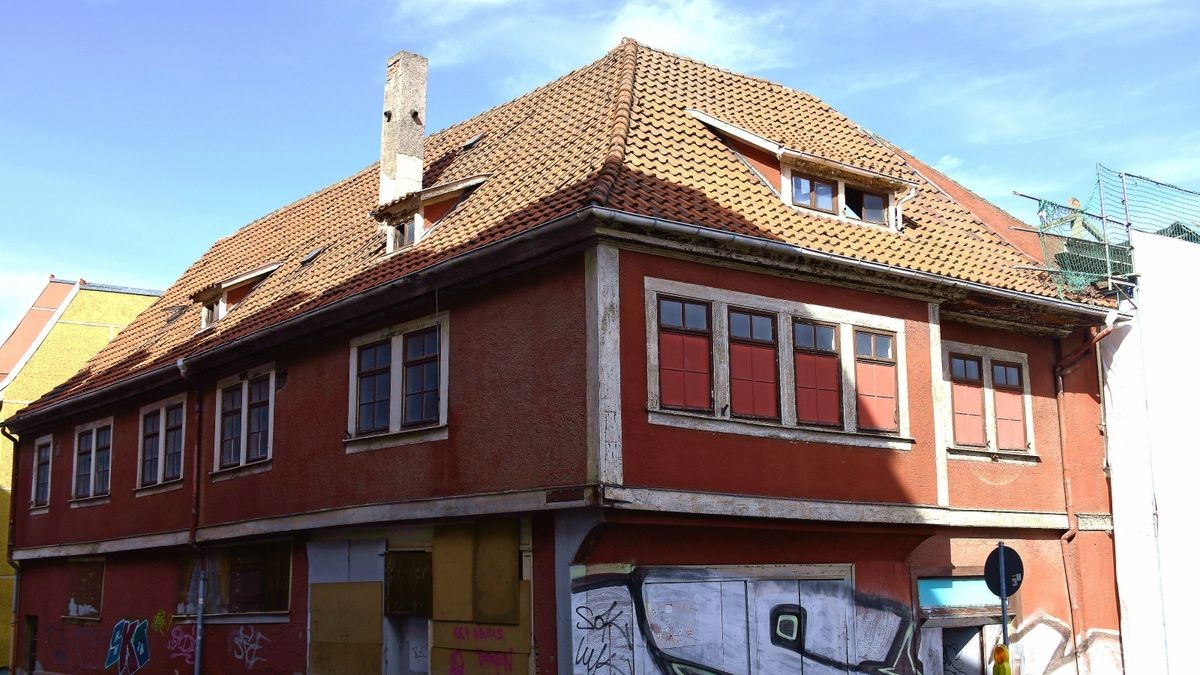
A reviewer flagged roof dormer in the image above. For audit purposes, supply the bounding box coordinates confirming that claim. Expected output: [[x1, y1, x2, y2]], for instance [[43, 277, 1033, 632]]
[[689, 109, 918, 232], [371, 174, 489, 254], [191, 262, 280, 330]]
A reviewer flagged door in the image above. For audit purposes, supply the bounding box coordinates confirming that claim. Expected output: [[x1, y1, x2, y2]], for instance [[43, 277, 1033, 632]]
[[753, 579, 851, 674]]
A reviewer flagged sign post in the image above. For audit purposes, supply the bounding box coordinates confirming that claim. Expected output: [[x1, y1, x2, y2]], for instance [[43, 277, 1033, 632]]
[[984, 542, 1024, 649]]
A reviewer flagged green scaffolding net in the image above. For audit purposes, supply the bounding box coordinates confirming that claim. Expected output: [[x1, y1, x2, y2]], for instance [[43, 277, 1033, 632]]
[[1033, 165, 1200, 295]]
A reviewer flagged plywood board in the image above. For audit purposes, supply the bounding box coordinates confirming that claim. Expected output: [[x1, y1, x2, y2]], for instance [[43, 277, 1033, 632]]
[[433, 582, 531, 653], [431, 647, 531, 675], [433, 524, 475, 621], [309, 581, 383, 674], [473, 518, 520, 625]]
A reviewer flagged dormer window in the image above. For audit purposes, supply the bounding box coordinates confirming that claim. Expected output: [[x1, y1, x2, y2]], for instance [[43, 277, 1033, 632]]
[[790, 173, 836, 214], [374, 174, 489, 254], [193, 263, 280, 329], [844, 186, 888, 225]]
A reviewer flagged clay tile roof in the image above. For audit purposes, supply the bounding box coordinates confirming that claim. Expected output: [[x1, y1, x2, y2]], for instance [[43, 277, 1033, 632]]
[[13, 39, 1096, 419]]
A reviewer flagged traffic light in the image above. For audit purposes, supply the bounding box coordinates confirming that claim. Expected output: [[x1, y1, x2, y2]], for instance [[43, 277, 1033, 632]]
[[992, 643, 1011, 675]]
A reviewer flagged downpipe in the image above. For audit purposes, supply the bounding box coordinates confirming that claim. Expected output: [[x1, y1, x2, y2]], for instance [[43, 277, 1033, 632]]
[[1, 415, 21, 673], [181, 358, 206, 675], [1054, 324, 1114, 675]]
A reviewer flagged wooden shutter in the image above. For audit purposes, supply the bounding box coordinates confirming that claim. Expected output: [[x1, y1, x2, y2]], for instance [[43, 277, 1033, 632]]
[[994, 389, 1026, 450], [794, 352, 841, 425], [730, 342, 778, 418], [952, 381, 986, 446], [855, 361, 898, 431], [659, 332, 712, 410]]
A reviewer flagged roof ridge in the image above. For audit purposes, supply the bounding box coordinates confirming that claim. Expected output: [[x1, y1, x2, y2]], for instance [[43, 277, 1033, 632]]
[[588, 39, 638, 206]]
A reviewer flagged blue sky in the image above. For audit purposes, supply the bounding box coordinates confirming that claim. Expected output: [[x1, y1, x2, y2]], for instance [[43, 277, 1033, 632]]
[[2, 0, 1199, 335]]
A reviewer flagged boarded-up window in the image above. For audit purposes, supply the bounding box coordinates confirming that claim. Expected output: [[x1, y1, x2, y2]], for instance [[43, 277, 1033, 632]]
[[658, 297, 712, 411], [793, 320, 841, 426], [66, 559, 104, 619], [385, 551, 432, 617], [950, 355, 985, 446], [854, 330, 898, 431], [177, 541, 290, 616], [729, 309, 778, 419], [993, 362, 1027, 450]]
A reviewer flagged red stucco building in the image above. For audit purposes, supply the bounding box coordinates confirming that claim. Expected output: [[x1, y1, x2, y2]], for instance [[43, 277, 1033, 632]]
[[4, 41, 1121, 674]]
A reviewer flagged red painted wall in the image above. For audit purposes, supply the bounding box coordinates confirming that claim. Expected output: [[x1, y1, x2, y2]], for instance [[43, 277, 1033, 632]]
[[620, 250, 939, 505], [723, 136, 782, 193], [15, 256, 588, 548], [940, 320, 1070, 513], [14, 541, 309, 674]]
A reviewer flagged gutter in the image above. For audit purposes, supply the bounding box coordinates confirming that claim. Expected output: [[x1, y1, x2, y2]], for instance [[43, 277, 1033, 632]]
[[588, 206, 1114, 319], [4, 205, 1111, 433]]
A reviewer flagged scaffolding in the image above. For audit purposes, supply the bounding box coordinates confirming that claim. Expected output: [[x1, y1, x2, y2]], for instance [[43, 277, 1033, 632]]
[[1018, 165, 1200, 297]]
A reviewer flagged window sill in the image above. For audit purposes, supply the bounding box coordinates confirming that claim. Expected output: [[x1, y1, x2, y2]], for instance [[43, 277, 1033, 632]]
[[173, 611, 289, 625], [649, 408, 914, 450], [68, 495, 110, 509], [947, 447, 1040, 464], [134, 479, 185, 497], [29, 506, 49, 516], [345, 424, 448, 453], [61, 614, 101, 623], [210, 459, 272, 482]]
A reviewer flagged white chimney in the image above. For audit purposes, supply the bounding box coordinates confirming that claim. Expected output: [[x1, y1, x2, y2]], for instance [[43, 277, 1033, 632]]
[[379, 51, 427, 205]]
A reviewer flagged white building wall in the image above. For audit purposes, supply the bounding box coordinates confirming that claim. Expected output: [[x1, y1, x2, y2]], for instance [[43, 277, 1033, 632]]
[[1101, 230, 1200, 674]]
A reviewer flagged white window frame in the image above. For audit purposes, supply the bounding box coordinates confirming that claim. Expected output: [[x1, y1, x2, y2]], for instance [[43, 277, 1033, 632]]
[[138, 394, 188, 488], [71, 418, 114, 501], [346, 313, 449, 452], [30, 433, 53, 512], [941, 341, 1036, 457], [645, 278, 912, 450], [781, 165, 900, 232], [199, 263, 280, 329], [212, 364, 276, 472]]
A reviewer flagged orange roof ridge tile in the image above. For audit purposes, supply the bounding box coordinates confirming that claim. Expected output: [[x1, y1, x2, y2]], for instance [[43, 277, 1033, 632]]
[[588, 39, 638, 205]]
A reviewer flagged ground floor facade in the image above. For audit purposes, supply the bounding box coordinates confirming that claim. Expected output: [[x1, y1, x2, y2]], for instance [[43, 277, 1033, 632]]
[[13, 510, 1121, 674]]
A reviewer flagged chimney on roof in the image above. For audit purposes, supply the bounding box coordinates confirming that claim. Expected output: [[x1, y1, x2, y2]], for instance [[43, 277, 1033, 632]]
[[379, 51, 428, 205]]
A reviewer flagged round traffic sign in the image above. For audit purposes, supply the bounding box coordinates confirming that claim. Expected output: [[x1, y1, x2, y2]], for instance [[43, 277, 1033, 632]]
[[984, 545, 1024, 598]]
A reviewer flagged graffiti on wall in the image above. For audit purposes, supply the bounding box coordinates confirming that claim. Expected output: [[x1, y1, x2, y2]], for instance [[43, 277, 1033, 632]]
[[1010, 612, 1122, 675], [104, 618, 150, 675], [167, 625, 197, 665], [570, 568, 919, 675], [231, 624, 270, 669], [150, 609, 174, 636]]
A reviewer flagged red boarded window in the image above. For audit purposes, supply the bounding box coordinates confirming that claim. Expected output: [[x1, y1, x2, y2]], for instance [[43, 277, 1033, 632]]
[[993, 362, 1027, 450], [949, 355, 985, 446], [793, 320, 841, 426], [658, 297, 712, 412], [854, 330, 898, 431], [729, 309, 778, 419]]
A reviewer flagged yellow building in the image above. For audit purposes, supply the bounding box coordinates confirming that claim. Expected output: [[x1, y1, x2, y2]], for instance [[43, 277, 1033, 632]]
[[0, 277, 159, 667]]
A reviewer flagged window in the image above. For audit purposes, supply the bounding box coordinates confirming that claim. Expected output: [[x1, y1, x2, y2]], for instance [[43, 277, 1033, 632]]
[[793, 320, 841, 426], [347, 315, 449, 441], [949, 355, 985, 447], [31, 435, 52, 509], [66, 559, 104, 620], [645, 279, 912, 449], [73, 420, 112, 500], [992, 362, 1026, 450], [854, 330, 898, 431], [791, 173, 836, 213], [657, 297, 712, 412], [356, 341, 392, 433], [140, 397, 186, 487], [942, 342, 1034, 454], [177, 541, 290, 616], [195, 263, 280, 329], [729, 309, 778, 419], [213, 367, 274, 471], [844, 186, 887, 224]]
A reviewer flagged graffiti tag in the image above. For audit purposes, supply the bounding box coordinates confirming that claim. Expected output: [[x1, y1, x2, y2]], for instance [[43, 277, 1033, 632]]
[[104, 618, 151, 675], [573, 598, 634, 675], [167, 625, 196, 665], [151, 609, 174, 636], [231, 624, 270, 669]]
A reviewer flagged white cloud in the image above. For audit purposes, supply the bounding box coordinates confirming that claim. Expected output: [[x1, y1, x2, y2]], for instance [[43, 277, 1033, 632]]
[[602, 0, 788, 72], [394, 0, 520, 26], [934, 154, 963, 172]]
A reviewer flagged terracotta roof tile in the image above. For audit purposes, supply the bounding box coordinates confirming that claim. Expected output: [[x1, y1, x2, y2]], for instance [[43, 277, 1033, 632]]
[[17, 40, 1095, 418]]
